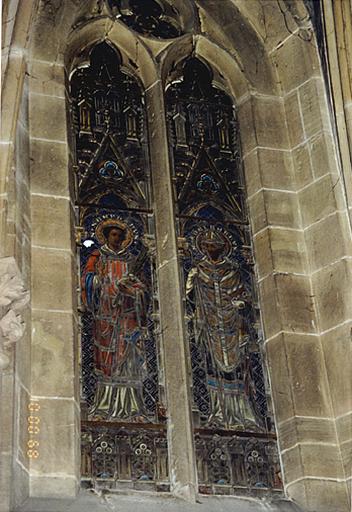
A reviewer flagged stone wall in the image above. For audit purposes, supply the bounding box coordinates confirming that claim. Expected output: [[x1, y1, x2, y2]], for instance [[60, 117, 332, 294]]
[[1, 1, 351, 511]]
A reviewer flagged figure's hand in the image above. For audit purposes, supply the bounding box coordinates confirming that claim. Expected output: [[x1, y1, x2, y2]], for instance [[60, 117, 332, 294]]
[[117, 275, 145, 295], [117, 283, 134, 297]]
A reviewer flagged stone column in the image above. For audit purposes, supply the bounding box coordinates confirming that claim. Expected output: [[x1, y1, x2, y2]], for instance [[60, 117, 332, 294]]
[[27, 59, 80, 499], [146, 80, 198, 501], [241, 25, 352, 511], [322, 0, 352, 212], [0, 257, 29, 512]]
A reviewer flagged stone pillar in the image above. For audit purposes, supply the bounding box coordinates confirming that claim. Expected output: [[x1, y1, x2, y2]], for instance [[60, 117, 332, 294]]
[[322, 0, 352, 211], [1, 2, 39, 510], [0, 257, 29, 512], [319, 0, 352, 502], [146, 80, 198, 501], [27, 59, 80, 499], [238, 25, 352, 512]]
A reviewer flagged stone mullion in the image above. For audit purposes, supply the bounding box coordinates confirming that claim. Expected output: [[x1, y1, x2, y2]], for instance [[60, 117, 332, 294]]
[[146, 80, 197, 501]]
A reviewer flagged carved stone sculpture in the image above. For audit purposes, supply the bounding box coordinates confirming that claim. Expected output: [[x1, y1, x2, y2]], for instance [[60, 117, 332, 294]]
[[0, 257, 29, 370]]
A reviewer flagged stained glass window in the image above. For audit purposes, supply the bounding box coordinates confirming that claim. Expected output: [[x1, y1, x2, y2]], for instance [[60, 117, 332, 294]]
[[107, 0, 183, 38], [71, 42, 168, 489], [70, 39, 281, 496], [166, 58, 282, 493]]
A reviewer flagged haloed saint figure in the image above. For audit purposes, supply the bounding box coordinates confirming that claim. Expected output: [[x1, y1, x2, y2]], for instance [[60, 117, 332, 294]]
[[81, 220, 147, 421], [186, 228, 257, 429]]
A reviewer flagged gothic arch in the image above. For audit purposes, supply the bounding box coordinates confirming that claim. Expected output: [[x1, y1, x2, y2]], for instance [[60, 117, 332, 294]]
[[65, 19, 158, 89], [159, 35, 251, 101]]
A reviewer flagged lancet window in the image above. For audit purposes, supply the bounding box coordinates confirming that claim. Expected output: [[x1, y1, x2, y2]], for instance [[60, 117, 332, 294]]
[[166, 58, 281, 491], [71, 42, 168, 487], [70, 41, 281, 495]]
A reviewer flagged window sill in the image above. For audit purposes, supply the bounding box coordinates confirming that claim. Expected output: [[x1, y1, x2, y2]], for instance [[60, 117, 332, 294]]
[[15, 489, 302, 512]]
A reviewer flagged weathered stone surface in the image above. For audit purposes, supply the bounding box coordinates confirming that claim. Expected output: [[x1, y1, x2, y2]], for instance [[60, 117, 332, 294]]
[[28, 60, 66, 98], [285, 91, 304, 148], [320, 321, 352, 418], [146, 80, 197, 499], [29, 397, 79, 480], [267, 332, 331, 419], [15, 382, 30, 471], [16, 489, 303, 512], [2, 2, 352, 512], [292, 144, 313, 189], [196, 0, 276, 95], [264, 190, 300, 229], [269, 228, 306, 274], [280, 334, 330, 418], [29, 1, 65, 63], [336, 411, 352, 446], [31, 195, 74, 251], [238, 99, 257, 156], [253, 229, 273, 279], [271, 34, 320, 93], [282, 442, 344, 482], [31, 247, 76, 311], [15, 304, 32, 389], [249, 190, 300, 236], [258, 149, 295, 191], [30, 474, 79, 500], [31, 310, 77, 397], [274, 274, 316, 334], [248, 190, 267, 235], [0, 371, 16, 455], [251, 97, 289, 150], [312, 259, 352, 332], [305, 212, 352, 272], [243, 150, 262, 198], [310, 132, 337, 178], [194, 36, 249, 100], [29, 95, 67, 142], [254, 228, 306, 279], [279, 416, 337, 451], [30, 139, 72, 197], [287, 479, 350, 512], [1, 55, 26, 144], [260, 0, 299, 52], [299, 79, 330, 138], [266, 334, 295, 423], [299, 174, 338, 227], [243, 148, 295, 198], [0, 453, 12, 512], [12, 459, 30, 512], [340, 438, 352, 478], [258, 275, 281, 340]]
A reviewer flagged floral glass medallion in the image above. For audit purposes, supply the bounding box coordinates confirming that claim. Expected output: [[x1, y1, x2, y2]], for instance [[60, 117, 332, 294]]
[[108, 0, 183, 38]]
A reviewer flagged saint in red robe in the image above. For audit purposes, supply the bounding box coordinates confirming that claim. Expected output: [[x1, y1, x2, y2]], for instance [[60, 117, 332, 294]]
[[82, 243, 146, 420]]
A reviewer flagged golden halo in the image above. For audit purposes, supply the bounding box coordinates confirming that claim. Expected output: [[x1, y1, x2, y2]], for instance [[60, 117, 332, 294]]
[[95, 218, 133, 249]]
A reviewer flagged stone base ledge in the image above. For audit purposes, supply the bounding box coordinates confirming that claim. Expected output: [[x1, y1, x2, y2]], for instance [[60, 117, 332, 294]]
[[15, 489, 302, 512]]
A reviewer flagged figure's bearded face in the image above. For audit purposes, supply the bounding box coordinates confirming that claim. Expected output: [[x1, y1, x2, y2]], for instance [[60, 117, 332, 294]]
[[201, 240, 226, 262], [107, 228, 124, 251]]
